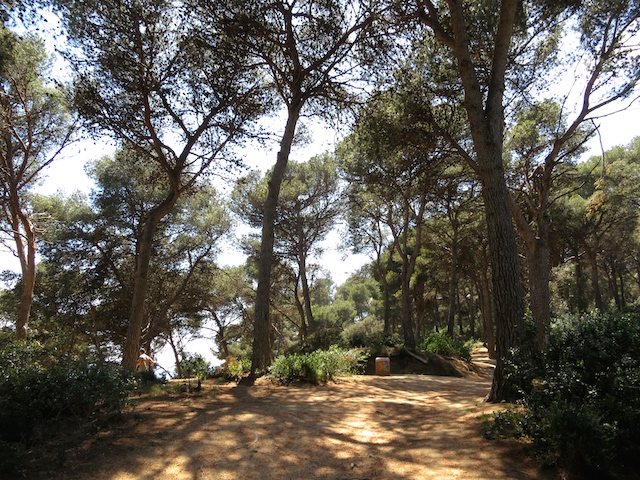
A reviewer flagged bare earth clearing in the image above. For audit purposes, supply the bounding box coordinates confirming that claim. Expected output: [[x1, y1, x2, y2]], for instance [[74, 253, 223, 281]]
[[48, 349, 558, 480]]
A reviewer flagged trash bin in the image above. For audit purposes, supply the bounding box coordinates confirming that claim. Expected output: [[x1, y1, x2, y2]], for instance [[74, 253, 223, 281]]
[[375, 356, 390, 376]]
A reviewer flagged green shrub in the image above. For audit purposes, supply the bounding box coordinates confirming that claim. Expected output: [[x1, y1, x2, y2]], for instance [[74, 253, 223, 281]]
[[341, 317, 402, 351], [224, 358, 250, 381], [0, 339, 136, 475], [269, 346, 367, 384], [419, 332, 471, 362], [302, 327, 344, 352], [179, 352, 211, 379], [500, 311, 640, 477]]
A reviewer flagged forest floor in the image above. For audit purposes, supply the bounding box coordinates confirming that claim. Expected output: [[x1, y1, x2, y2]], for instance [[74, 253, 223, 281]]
[[36, 349, 561, 480]]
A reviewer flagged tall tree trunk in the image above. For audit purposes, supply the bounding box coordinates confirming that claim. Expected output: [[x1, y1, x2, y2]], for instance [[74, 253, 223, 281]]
[[510, 189, 551, 349], [375, 250, 392, 334], [606, 260, 621, 311], [299, 254, 316, 334], [212, 312, 230, 360], [478, 262, 496, 359], [168, 332, 183, 379], [527, 238, 550, 348], [381, 273, 391, 334], [574, 249, 588, 313], [457, 285, 463, 336], [589, 248, 604, 311], [396, 191, 427, 349], [433, 290, 441, 332], [122, 194, 177, 370], [294, 278, 307, 341], [251, 100, 303, 375], [14, 225, 36, 340], [447, 0, 525, 401], [400, 255, 416, 348], [468, 283, 476, 338], [447, 226, 459, 337], [414, 281, 427, 341], [619, 270, 626, 310], [382, 244, 396, 333], [481, 167, 525, 401], [9, 188, 36, 339]]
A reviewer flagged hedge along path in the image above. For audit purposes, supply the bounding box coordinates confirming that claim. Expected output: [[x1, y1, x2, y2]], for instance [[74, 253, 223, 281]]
[[56, 348, 556, 480]]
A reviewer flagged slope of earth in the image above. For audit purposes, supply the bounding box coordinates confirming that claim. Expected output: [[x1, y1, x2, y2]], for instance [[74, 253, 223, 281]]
[[39, 349, 558, 480]]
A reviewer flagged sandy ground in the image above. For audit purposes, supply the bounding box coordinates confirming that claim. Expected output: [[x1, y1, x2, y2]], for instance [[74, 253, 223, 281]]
[[49, 349, 558, 480]]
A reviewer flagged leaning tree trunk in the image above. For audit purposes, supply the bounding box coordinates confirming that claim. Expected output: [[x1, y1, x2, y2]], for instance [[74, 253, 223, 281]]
[[299, 251, 316, 334], [168, 332, 183, 379], [122, 195, 178, 370], [447, 0, 525, 401], [251, 100, 303, 375], [293, 279, 308, 341], [11, 204, 36, 340], [15, 229, 36, 340]]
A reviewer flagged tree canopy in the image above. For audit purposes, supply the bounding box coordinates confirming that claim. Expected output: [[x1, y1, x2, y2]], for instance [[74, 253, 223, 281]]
[[1, 0, 639, 406]]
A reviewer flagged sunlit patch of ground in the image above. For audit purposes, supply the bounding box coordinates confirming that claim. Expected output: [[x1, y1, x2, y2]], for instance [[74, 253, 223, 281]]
[[47, 349, 558, 480]]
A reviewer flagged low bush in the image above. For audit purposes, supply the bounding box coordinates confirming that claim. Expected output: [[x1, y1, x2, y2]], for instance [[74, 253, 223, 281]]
[[179, 352, 212, 379], [0, 339, 136, 475], [498, 311, 640, 477], [223, 357, 251, 381], [341, 317, 402, 351], [269, 345, 367, 384], [419, 332, 471, 362], [302, 327, 344, 352]]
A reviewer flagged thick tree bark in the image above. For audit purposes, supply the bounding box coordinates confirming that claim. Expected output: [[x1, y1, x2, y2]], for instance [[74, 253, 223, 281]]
[[251, 100, 303, 375], [481, 164, 525, 401], [445, 0, 525, 401]]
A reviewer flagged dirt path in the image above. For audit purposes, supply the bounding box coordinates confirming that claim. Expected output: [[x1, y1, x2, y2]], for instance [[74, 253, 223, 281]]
[[54, 350, 556, 480]]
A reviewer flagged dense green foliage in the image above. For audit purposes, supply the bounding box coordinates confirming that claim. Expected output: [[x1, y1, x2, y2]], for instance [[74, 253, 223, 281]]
[[490, 311, 640, 476], [0, 0, 639, 476], [269, 346, 368, 385], [0, 338, 135, 474], [178, 352, 212, 380], [419, 332, 472, 362]]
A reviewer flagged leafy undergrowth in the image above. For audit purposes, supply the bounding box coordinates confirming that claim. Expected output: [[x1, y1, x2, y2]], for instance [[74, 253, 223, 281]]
[[269, 345, 368, 384]]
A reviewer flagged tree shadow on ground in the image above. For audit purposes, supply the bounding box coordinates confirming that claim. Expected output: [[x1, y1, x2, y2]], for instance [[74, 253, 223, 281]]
[[43, 351, 556, 480]]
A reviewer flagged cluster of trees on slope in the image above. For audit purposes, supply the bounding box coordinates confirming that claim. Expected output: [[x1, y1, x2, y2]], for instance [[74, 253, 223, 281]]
[[1, 0, 639, 402]]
